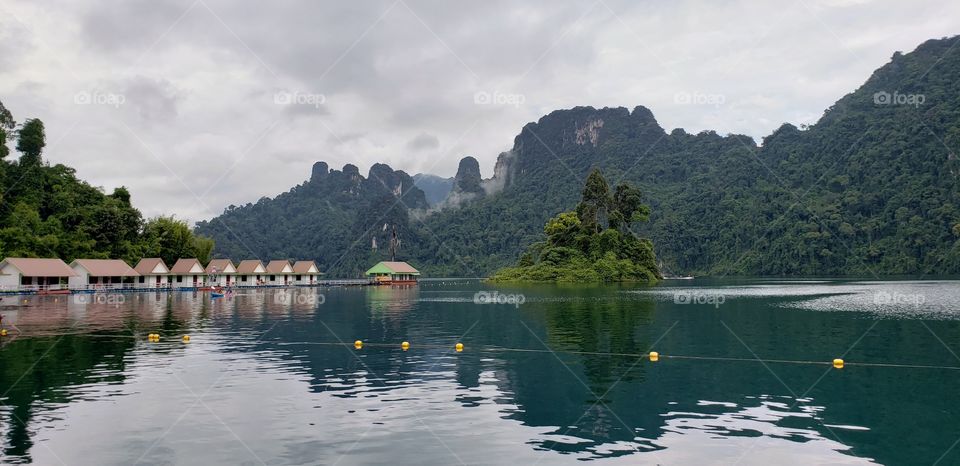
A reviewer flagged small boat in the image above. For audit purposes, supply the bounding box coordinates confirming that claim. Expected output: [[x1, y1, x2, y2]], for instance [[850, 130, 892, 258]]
[[211, 291, 225, 298]]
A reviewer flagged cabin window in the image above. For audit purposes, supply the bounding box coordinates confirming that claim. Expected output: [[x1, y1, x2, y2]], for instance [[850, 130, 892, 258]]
[[295, 275, 301, 281], [20, 276, 31, 286], [177, 275, 183, 283], [270, 275, 275, 281], [88, 276, 96, 284], [139, 276, 145, 283], [241, 275, 248, 281]]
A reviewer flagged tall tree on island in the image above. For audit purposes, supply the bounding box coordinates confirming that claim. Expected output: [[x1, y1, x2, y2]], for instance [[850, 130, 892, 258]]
[[575, 168, 613, 235]]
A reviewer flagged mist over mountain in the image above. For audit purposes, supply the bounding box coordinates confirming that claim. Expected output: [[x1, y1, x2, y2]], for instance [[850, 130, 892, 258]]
[[412, 174, 453, 206], [196, 35, 960, 277]]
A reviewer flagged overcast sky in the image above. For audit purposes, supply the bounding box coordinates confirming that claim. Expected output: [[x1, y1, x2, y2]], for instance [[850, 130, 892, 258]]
[[1, 0, 958, 222]]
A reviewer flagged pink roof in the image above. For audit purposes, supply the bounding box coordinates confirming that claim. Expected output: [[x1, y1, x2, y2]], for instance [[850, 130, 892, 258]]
[[2, 258, 76, 277], [265, 260, 293, 274], [236, 260, 265, 274], [292, 260, 319, 274], [134, 258, 169, 275], [381, 261, 420, 273], [72, 259, 139, 277], [205, 259, 235, 274], [170, 258, 203, 274]]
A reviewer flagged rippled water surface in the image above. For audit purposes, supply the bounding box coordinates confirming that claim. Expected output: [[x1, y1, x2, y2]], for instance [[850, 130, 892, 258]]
[[2, 279, 960, 465]]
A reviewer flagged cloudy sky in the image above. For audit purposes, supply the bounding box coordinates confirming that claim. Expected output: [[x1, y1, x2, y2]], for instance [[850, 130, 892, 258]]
[[1, 0, 958, 221]]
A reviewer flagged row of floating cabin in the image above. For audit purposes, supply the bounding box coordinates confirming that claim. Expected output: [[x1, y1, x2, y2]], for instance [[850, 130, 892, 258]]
[[0, 257, 323, 293]]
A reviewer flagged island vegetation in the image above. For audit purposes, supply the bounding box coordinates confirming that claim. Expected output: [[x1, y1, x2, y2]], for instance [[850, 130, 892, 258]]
[[490, 169, 660, 283]]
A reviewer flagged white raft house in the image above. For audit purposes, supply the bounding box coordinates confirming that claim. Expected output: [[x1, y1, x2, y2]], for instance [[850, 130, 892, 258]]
[[0, 258, 76, 293], [69, 259, 139, 290], [0, 257, 323, 294]]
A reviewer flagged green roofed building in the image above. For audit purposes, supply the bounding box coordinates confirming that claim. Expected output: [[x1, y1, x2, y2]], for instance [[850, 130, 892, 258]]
[[365, 261, 421, 285]]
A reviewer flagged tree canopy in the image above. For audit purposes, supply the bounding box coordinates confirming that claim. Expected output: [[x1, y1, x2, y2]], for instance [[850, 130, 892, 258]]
[[490, 170, 660, 283], [0, 100, 214, 266]]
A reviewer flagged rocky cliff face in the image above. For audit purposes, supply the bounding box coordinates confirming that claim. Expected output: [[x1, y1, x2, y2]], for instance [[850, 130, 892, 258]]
[[452, 156, 483, 195]]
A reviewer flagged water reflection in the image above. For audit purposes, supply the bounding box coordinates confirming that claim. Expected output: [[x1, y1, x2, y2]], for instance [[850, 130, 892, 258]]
[[0, 282, 958, 463]]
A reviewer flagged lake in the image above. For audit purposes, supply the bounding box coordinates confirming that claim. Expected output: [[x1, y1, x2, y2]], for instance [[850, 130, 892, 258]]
[[1, 278, 959, 465]]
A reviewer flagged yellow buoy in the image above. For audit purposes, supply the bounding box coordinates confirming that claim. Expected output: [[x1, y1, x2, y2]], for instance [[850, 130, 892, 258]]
[[455, 343, 464, 352], [182, 335, 191, 342], [649, 351, 659, 362], [833, 358, 844, 369], [401, 341, 410, 351], [1, 329, 7, 337], [354, 340, 363, 349]]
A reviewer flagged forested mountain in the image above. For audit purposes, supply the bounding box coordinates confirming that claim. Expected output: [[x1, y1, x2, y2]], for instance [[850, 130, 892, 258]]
[[0, 101, 214, 264], [194, 162, 430, 277], [197, 35, 960, 277]]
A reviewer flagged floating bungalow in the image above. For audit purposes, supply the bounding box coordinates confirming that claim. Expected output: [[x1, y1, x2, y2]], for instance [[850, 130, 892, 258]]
[[365, 261, 420, 285], [69, 259, 139, 290], [236, 260, 267, 286], [265, 260, 294, 286], [134, 258, 171, 289], [0, 258, 75, 293], [0, 256, 331, 293], [170, 258, 205, 288], [205, 259, 237, 287], [292, 260, 321, 285]]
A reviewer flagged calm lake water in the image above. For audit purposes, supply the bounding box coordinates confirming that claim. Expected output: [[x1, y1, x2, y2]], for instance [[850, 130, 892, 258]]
[[1, 278, 960, 465]]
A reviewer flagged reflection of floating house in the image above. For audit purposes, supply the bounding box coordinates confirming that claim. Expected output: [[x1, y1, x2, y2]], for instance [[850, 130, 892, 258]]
[[265, 260, 294, 286], [236, 260, 267, 286], [292, 260, 321, 285], [0, 258, 75, 293], [205, 259, 237, 286], [69, 259, 139, 290], [170, 258, 205, 288], [134, 258, 171, 289], [365, 261, 420, 285]]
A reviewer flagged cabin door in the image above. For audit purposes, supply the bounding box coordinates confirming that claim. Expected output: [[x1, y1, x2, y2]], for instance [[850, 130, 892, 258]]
[[155, 276, 161, 286]]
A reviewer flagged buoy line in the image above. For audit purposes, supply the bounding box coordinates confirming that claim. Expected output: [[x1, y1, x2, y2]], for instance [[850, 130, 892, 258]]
[[4, 333, 960, 371], [271, 341, 960, 371]]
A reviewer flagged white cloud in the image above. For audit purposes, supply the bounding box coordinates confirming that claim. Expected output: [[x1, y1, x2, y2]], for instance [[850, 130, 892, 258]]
[[1, 0, 958, 221]]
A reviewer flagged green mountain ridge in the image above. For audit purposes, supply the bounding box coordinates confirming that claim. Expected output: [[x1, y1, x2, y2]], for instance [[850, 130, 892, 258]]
[[197, 35, 960, 277]]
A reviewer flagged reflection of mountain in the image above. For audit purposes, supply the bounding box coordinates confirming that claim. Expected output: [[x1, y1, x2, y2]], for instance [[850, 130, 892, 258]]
[[0, 334, 136, 461], [2, 285, 958, 463]]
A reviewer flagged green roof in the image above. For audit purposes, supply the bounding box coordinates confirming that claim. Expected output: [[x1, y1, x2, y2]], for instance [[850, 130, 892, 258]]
[[365, 261, 421, 275]]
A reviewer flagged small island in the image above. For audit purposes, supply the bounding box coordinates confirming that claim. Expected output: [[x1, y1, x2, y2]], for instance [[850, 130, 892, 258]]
[[490, 169, 661, 283]]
